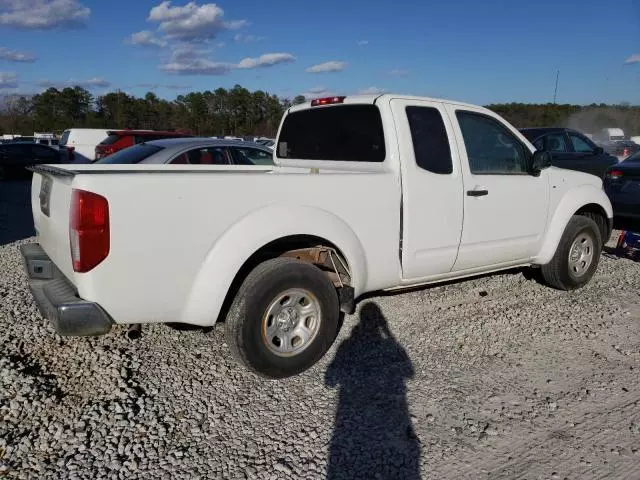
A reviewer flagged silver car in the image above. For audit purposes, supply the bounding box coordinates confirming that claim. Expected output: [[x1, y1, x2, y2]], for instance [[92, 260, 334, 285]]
[[94, 138, 274, 166]]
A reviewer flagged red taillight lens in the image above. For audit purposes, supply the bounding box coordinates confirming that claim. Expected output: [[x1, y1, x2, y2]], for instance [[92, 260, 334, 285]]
[[70, 189, 110, 273], [95, 145, 116, 159], [607, 169, 624, 180], [622, 148, 630, 158], [66, 146, 75, 162], [311, 96, 346, 107]]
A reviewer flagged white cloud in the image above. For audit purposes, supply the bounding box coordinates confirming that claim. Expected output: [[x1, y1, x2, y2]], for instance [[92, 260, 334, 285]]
[[236, 53, 295, 69], [37, 77, 111, 89], [161, 58, 232, 75], [129, 30, 167, 48], [0, 72, 18, 88], [357, 40, 369, 46], [161, 51, 295, 75], [0, 0, 90, 29], [301, 89, 334, 100], [234, 33, 264, 43], [388, 68, 409, 77], [137, 82, 192, 90], [358, 86, 387, 95], [305, 61, 347, 73], [308, 86, 328, 94], [0, 46, 36, 62], [624, 54, 640, 64], [147, 1, 247, 41]]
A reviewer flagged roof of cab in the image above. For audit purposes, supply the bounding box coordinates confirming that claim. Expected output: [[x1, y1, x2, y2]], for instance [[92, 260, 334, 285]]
[[287, 93, 489, 114]]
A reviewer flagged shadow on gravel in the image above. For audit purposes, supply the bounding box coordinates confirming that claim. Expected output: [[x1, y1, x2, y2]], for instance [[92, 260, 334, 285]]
[[0, 178, 35, 246], [325, 302, 420, 480]]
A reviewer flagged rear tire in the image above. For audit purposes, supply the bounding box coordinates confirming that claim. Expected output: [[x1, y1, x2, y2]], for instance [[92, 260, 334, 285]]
[[540, 215, 602, 290], [225, 258, 340, 379]]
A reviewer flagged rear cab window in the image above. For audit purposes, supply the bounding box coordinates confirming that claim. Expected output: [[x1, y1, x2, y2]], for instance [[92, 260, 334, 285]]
[[94, 144, 163, 164], [406, 106, 452, 174], [277, 105, 385, 162]]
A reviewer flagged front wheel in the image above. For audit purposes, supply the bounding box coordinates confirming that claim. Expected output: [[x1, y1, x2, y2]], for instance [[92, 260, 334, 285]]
[[540, 215, 602, 290], [225, 258, 340, 379]]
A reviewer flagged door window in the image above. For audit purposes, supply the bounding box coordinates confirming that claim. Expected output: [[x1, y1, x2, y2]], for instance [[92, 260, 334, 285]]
[[544, 133, 569, 152], [568, 133, 594, 153], [406, 106, 453, 174], [230, 147, 274, 166], [456, 111, 528, 174], [172, 147, 230, 165]]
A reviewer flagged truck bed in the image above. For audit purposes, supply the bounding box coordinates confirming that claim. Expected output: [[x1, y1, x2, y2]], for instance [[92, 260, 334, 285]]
[[30, 164, 401, 326]]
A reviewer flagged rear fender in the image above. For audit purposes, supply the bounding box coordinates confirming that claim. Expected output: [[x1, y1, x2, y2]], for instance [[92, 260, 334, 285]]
[[179, 205, 367, 326], [535, 184, 613, 265]]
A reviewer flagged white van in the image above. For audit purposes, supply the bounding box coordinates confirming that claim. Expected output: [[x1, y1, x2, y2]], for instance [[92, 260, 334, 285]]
[[594, 127, 625, 144], [58, 129, 116, 163]]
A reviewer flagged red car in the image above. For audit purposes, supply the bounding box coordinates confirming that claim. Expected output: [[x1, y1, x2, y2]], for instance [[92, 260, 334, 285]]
[[95, 130, 193, 160]]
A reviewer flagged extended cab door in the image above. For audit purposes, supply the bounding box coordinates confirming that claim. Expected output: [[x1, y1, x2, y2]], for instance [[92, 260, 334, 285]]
[[448, 106, 550, 271], [390, 98, 464, 279]]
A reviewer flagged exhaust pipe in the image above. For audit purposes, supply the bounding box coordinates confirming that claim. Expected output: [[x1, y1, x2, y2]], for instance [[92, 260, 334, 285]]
[[126, 324, 142, 341]]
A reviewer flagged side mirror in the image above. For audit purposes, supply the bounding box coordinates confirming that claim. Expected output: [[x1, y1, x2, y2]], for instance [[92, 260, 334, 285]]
[[530, 150, 552, 176], [593, 146, 604, 155]]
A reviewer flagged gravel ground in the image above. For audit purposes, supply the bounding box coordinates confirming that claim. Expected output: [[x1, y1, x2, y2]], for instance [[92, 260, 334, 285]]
[[2, 180, 640, 479]]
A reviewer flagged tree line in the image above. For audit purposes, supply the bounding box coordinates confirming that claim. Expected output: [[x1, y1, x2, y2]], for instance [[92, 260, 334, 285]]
[[1, 85, 639, 137]]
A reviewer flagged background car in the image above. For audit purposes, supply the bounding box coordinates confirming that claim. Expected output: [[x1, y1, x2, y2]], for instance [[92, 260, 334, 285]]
[[94, 129, 194, 160], [94, 138, 275, 166], [0, 142, 68, 179], [604, 151, 640, 230], [520, 127, 618, 178], [58, 128, 114, 163]]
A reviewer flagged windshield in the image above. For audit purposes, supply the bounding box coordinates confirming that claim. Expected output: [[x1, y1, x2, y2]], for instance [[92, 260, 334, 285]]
[[58, 130, 70, 146], [623, 151, 640, 163], [100, 134, 121, 145], [277, 105, 386, 162], [94, 143, 163, 164]]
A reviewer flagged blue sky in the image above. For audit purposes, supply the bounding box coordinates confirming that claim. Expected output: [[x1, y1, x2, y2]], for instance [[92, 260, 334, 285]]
[[1, 0, 639, 105]]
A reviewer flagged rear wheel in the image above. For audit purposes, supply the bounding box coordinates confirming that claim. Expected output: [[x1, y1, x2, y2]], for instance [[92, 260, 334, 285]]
[[540, 215, 602, 290], [225, 258, 340, 379]]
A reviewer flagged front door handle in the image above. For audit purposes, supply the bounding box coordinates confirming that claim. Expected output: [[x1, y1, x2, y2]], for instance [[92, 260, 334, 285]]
[[467, 189, 489, 197]]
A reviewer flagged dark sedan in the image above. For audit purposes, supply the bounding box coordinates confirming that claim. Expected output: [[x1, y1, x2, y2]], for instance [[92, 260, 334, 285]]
[[520, 127, 618, 178], [0, 142, 68, 179], [604, 151, 640, 229]]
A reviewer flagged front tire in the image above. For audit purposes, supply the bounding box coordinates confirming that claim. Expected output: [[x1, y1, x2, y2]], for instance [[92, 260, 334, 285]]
[[225, 258, 340, 379], [540, 215, 602, 290]]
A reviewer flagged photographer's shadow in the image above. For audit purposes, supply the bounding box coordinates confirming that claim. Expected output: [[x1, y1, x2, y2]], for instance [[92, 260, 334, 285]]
[[325, 302, 420, 480]]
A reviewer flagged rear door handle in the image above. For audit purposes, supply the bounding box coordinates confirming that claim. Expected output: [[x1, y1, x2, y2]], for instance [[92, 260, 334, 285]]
[[467, 189, 489, 197]]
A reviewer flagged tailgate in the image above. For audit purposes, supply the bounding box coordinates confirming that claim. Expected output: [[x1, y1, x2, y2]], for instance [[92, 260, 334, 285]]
[[30, 166, 76, 281]]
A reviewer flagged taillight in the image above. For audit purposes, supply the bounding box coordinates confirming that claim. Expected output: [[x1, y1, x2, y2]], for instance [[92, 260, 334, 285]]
[[67, 146, 75, 162], [70, 189, 110, 273], [311, 96, 346, 107], [606, 169, 624, 180], [622, 148, 630, 158], [95, 145, 116, 159]]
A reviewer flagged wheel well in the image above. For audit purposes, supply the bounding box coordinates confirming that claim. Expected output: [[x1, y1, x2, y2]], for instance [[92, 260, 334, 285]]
[[216, 235, 352, 323], [575, 204, 611, 242]]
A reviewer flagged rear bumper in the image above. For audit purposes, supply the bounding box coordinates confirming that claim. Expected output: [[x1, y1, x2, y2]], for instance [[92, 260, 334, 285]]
[[20, 243, 113, 336]]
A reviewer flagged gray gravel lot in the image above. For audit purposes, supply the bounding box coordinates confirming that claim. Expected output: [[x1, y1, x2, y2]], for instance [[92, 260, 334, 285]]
[[2, 180, 640, 479]]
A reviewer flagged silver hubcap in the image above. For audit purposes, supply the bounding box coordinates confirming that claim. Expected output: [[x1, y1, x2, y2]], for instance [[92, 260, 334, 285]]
[[262, 288, 321, 357], [568, 233, 594, 277]]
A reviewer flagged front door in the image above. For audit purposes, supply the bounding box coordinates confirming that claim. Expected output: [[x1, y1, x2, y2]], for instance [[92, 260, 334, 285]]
[[390, 98, 464, 280], [565, 130, 618, 178], [449, 107, 550, 271]]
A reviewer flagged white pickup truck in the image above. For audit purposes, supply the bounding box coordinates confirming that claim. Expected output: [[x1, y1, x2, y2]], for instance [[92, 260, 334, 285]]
[[21, 94, 612, 378]]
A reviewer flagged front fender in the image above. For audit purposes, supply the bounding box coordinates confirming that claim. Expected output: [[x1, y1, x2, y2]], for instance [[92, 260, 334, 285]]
[[535, 184, 613, 265], [179, 205, 368, 326]]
